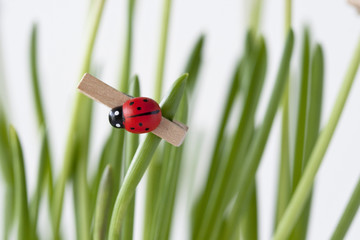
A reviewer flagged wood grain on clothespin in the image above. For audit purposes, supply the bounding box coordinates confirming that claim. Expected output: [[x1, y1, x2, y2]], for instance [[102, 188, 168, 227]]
[[78, 73, 188, 147]]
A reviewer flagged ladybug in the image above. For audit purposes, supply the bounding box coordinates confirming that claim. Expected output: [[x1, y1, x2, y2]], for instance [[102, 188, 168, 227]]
[[109, 97, 162, 134]]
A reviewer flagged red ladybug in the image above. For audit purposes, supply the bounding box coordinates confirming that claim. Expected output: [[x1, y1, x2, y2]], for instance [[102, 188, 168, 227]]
[[109, 97, 162, 134]]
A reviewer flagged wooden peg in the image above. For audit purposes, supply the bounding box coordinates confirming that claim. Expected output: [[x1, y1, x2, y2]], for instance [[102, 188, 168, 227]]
[[78, 73, 188, 147], [349, 0, 360, 12]]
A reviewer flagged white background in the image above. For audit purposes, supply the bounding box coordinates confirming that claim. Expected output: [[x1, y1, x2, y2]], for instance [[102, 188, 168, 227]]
[[0, 0, 360, 239]]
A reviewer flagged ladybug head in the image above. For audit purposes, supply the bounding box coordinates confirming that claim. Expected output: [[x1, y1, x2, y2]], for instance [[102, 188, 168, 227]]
[[109, 106, 125, 128]]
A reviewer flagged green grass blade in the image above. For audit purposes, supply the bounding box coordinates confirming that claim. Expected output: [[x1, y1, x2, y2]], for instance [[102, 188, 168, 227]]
[[90, 133, 112, 215], [331, 176, 360, 240], [285, 0, 292, 34], [249, 0, 263, 35], [223, 29, 294, 240], [108, 0, 138, 202], [290, 28, 311, 240], [108, 73, 187, 240], [51, 0, 107, 237], [30, 24, 46, 126], [29, 23, 54, 219], [274, 81, 291, 229], [292, 43, 324, 240], [143, 150, 162, 240], [193, 59, 242, 231], [274, 1, 292, 229], [30, 129, 51, 231], [183, 35, 205, 97], [107, 130, 125, 204], [145, 0, 173, 235], [240, 181, 258, 240], [4, 188, 15, 240], [151, 93, 188, 240], [154, 0, 172, 101], [73, 97, 93, 240], [93, 165, 113, 240], [273, 37, 360, 240], [118, 0, 137, 92], [196, 36, 267, 240], [9, 125, 34, 240], [0, 106, 14, 186], [0, 107, 15, 239], [292, 27, 310, 194], [122, 76, 140, 240]]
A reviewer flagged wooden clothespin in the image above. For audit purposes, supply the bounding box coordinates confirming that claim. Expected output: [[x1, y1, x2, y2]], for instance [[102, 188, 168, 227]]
[[349, 0, 360, 12], [77, 73, 188, 147]]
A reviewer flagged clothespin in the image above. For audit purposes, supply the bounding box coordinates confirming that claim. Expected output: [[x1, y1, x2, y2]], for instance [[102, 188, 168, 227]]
[[77, 73, 188, 147]]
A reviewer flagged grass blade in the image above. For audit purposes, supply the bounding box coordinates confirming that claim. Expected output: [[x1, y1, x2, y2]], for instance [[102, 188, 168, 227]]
[[0, 106, 14, 186], [145, 0, 173, 235], [154, 0, 172, 101], [108, 73, 187, 240], [30, 129, 52, 231], [108, 0, 138, 209], [93, 165, 113, 240], [223, 29, 294, 240], [240, 181, 258, 240], [122, 76, 140, 240], [51, 0, 107, 237], [90, 132, 112, 214], [195, 36, 267, 240], [273, 37, 360, 240], [119, 0, 137, 92], [274, 0, 293, 229], [9, 125, 33, 240], [292, 43, 324, 240], [183, 35, 205, 97], [331, 176, 360, 240], [292, 27, 310, 195], [0, 107, 15, 239], [73, 97, 93, 240], [30, 24, 46, 126], [151, 93, 188, 240], [274, 81, 291, 229], [29, 24, 54, 232], [193, 59, 243, 231]]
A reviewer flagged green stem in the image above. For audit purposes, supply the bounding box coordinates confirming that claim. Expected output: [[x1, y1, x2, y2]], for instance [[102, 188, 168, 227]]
[[240, 181, 258, 240], [223, 30, 294, 240], [274, 81, 291, 229], [93, 165, 113, 240], [196, 37, 267, 240], [249, 0, 263, 35], [274, 0, 292, 229], [108, 74, 187, 240], [10, 126, 33, 240], [285, 0, 291, 34], [292, 27, 310, 194], [193, 60, 242, 235], [154, 0, 172, 101], [273, 37, 360, 240], [51, 0, 106, 237], [121, 76, 140, 240], [331, 176, 360, 240], [119, 0, 136, 91], [145, 0, 172, 237], [30, 25, 45, 126]]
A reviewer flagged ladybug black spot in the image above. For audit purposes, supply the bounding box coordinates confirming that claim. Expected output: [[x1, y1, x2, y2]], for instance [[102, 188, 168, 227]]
[[130, 127, 135, 130], [143, 99, 148, 102], [130, 102, 134, 106], [137, 107, 141, 110], [145, 128, 149, 131], [139, 123, 143, 126]]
